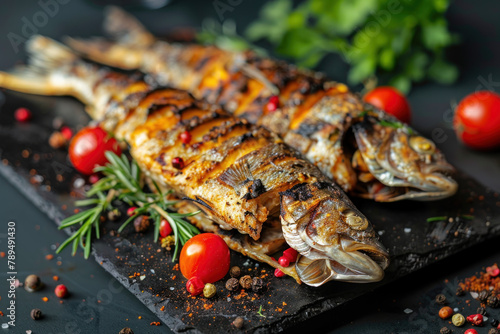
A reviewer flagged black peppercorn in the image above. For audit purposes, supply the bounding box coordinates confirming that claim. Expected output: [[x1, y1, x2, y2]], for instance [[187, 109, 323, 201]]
[[239, 275, 252, 290], [439, 327, 451, 334], [489, 329, 499, 334], [25, 275, 42, 292], [491, 318, 499, 327], [251, 277, 264, 293], [232, 317, 244, 329], [225, 278, 239, 291], [133, 215, 150, 233], [230, 266, 241, 278], [477, 306, 487, 316], [456, 287, 465, 296], [30, 308, 42, 320], [435, 294, 447, 304], [488, 295, 500, 308], [119, 328, 134, 334], [478, 290, 490, 302]]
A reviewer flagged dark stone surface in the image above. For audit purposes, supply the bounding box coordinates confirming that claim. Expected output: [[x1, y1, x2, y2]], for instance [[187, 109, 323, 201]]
[[0, 87, 499, 333]]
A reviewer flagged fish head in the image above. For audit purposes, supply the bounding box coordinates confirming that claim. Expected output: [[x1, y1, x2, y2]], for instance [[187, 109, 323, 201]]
[[352, 115, 458, 201], [280, 182, 389, 286]]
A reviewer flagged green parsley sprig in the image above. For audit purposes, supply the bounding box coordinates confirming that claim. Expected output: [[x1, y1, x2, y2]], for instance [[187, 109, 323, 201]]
[[56, 152, 200, 261]]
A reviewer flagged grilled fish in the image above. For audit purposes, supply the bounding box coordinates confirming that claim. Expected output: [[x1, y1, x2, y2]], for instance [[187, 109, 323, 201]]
[[66, 7, 458, 202], [0, 36, 389, 285]]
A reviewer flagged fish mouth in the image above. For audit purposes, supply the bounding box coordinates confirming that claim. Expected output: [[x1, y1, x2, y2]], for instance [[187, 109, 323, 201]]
[[294, 236, 389, 286]]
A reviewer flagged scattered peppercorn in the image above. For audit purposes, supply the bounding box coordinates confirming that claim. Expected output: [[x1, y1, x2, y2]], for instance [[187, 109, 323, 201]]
[[127, 207, 137, 216], [274, 268, 285, 278], [49, 131, 67, 149], [15, 107, 32, 122], [435, 294, 447, 305], [24, 275, 42, 292], [232, 317, 244, 329], [203, 283, 216, 298], [492, 319, 500, 327], [467, 314, 484, 326], [488, 295, 500, 308], [229, 266, 241, 278], [107, 208, 121, 221], [186, 277, 204, 296], [54, 284, 68, 298], [278, 256, 290, 267], [477, 307, 487, 316], [452, 313, 466, 327], [252, 277, 264, 293], [439, 327, 451, 334], [161, 235, 176, 251], [266, 95, 279, 112], [478, 290, 490, 303], [172, 157, 185, 169], [133, 215, 150, 233], [30, 309, 42, 320], [60, 126, 73, 141], [487, 265, 500, 277], [283, 248, 298, 263], [456, 287, 465, 296], [225, 278, 239, 291], [179, 131, 192, 145], [118, 328, 134, 334], [89, 174, 100, 184], [439, 306, 453, 319], [465, 329, 478, 334], [489, 329, 499, 334], [239, 275, 252, 290]]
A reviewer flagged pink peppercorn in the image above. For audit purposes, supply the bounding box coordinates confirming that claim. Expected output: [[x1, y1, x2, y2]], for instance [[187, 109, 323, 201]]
[[15, 108, 32, 122], [466, 314, 483, 326], [266, 96, 279, 112], [179, 131, 192, 145], [278, 256, 290, 267], [186, 277, 204, 296], [274, 268, 285, 278], [283, 248, 298, 262], [54, 284, 68, 298], [172, 157, 185, 169], [127, 207, 137, 216], [464, 329, 478, 334], [60, 126, 73, 141]]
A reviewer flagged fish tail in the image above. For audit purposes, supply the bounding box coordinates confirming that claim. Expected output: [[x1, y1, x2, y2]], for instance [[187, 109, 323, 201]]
[[104, 6, 155, 46], [0, 35, 78, 97]]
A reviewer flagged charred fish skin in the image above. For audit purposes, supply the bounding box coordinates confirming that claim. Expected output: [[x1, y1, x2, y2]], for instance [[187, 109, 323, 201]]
[[65, 6, 458, 201], [0, 35, 389, 284]]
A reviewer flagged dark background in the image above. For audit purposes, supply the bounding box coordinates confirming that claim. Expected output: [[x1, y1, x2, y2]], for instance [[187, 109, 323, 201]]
[[0, 0, 499, 333]]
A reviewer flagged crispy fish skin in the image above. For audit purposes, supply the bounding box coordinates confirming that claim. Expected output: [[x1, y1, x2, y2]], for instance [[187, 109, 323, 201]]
[[0, 36, 389, 285], [65, 7, 458, 201]]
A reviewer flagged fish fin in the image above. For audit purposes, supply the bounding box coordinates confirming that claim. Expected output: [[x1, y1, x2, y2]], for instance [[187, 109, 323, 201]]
[[217, 159, 254, 195], [65, 36, 144, 70], [0, 36, 77, 97], [104, 6, 156, 46]]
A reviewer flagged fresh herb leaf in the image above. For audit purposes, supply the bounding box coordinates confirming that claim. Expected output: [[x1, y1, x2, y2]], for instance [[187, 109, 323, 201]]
[[460, 215, 474, 220], [257, 305, 266, 318], [426, 216, 448, 223], [57, 152, 200, 261]]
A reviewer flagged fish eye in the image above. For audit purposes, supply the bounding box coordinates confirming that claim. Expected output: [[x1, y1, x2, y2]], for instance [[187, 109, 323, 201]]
[[343, 209, 368, 230], [409, 136, 435, 154]]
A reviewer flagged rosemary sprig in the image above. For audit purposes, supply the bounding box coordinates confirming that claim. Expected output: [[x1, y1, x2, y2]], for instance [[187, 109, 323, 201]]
[[257, 305, 266, 318], [379, 119, 414, 134], [56, 152, 200, 260], [426, 215, 475, 223]]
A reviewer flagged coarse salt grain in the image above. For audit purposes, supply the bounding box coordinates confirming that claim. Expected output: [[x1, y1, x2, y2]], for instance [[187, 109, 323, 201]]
[[404, 308, 413, 314], [2, 323, 8, 329], [150, 269, 155, 274], [378, 230, 385, 236], [73, 178, 85, 188], [470, 292, 479, 299], [140, 275, 146, 281], [454, 307, 459, 312], [227, 297, 232, 302], [169, 287, 174, 291], [404, 228, 411, 233]]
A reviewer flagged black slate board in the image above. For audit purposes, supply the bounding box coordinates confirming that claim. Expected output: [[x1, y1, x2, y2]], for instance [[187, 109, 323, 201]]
[[1, 90, 500, 334]]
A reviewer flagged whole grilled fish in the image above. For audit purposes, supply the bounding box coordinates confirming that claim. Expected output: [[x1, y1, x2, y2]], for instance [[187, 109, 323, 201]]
[[66, 7, 458, 202], [0, 36, 389, 286]]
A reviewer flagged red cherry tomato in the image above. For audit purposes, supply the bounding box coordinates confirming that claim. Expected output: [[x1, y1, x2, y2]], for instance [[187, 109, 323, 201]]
[[68, 126, 121, 175], [159, 219, 172, 237], [180, 233, 230, 283], [453, 91, 500, 150], [363, 86, 412, 124]]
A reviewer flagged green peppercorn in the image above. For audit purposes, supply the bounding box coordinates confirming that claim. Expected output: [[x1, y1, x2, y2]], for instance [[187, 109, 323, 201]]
[[203, 283, 216, 298], [452, 313, 465, 327]]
